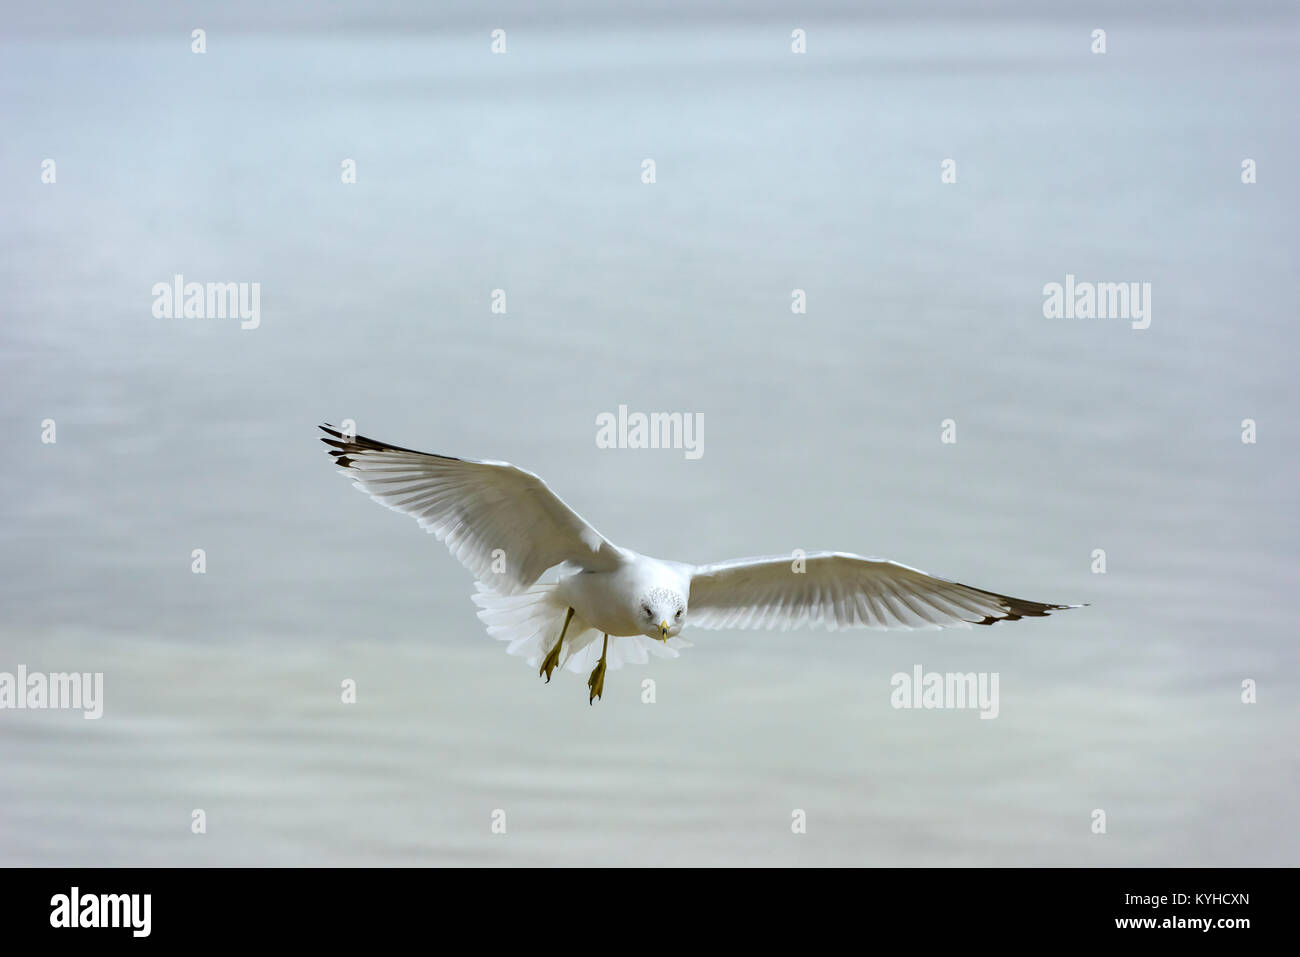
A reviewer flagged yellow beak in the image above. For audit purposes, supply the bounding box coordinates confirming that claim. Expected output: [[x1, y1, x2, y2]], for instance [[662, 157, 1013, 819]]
[[660, 620, 669, 641]]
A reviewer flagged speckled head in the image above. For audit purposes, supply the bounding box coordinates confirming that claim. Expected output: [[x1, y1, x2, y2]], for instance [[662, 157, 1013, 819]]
[[638, 585, 687, 640]]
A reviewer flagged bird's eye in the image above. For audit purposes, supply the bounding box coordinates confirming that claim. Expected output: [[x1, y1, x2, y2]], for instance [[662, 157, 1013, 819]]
[[675, 609, 683, 619], [642, 605, 652, 617]]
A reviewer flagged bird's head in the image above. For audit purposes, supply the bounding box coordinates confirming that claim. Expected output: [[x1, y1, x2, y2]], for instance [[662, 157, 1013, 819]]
[[638, 587, 686, 641]]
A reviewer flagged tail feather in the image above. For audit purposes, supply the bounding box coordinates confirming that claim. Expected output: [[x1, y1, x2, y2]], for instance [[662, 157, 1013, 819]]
[[472, 581, 606, 670]]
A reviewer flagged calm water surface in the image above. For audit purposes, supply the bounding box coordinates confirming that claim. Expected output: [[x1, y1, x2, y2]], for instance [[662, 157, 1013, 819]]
[[1, 16, 1296, 865]]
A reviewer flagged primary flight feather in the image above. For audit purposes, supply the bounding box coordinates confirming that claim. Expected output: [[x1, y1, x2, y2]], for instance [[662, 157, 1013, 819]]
[[320, 425, 1083, 703]]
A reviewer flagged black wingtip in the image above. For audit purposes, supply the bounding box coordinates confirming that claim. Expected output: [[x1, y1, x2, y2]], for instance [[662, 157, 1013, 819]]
[[972, 597, 1085, 626], [316, 424, 456, 461]]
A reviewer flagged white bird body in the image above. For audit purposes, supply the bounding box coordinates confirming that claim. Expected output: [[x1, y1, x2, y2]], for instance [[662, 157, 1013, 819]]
[[555, 555, 693, 640], [319, 425, 1083, 701]]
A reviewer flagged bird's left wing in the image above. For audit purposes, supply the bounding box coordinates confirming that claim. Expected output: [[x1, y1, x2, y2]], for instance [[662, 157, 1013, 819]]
[[688, 551, 1080, 631], [320, 425, 624, 593]]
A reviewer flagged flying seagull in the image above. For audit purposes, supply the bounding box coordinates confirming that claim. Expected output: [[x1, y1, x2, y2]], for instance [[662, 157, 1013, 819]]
[[320, 425, 1082, 704]]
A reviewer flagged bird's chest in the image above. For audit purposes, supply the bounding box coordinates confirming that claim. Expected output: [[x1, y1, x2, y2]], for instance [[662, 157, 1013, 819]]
[[558, 570, 644, 637]]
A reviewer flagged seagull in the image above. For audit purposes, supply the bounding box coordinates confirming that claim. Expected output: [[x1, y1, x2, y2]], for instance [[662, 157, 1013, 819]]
[[320, 425, 1083, 704]]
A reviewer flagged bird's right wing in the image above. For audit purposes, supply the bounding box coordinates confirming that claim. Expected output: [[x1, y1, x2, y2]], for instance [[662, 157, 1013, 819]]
[[320, 425, 624, 593], [689, 551, 1081, 631]]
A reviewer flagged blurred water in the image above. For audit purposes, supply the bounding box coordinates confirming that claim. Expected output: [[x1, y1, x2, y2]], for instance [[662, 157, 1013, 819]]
[[1, 15, 1297, 865]]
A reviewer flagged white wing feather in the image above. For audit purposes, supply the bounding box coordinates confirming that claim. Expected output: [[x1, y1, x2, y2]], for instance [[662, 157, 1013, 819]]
[[321, 425, 624, 594], [689, 551, 1080, 631]]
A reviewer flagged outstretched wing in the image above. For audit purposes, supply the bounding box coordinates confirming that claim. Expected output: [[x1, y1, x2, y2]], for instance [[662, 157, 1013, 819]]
[[320, 425, 624, 593], [688, 551, 1081, 631]]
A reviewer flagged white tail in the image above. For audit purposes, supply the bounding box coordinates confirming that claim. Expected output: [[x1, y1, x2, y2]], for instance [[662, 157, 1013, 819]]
[[471, 581, 592, 671]]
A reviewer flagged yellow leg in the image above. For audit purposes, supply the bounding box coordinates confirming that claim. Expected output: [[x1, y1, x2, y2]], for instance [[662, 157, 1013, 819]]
[[587, 633, 609, 705], [539, 607, 575, 683]]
